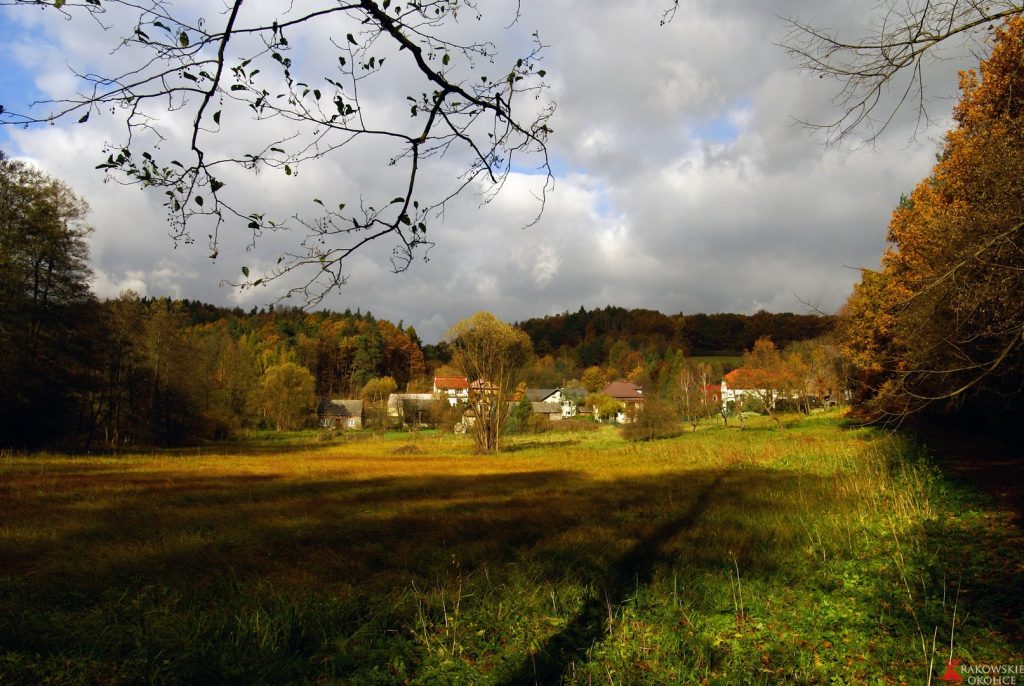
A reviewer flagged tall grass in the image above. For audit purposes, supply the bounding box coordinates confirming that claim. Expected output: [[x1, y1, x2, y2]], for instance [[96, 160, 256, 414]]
[[0, 413, 1019, 684]]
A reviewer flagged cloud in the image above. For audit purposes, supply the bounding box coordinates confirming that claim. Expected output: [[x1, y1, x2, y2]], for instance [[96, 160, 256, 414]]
[[0, 0, 972, 343]]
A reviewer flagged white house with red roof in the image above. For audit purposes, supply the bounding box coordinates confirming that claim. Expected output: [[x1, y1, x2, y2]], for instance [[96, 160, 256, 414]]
[[433, 376, 469, 406]]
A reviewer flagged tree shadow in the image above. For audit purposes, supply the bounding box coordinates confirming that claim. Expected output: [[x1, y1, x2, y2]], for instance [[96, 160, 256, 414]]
[[496, 474, 725, 685], [502, 439, 582, 452], [4, 450, 1018, 683]]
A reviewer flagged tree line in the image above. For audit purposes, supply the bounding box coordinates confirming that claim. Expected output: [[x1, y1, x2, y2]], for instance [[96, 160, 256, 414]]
[[518, 306, 829, 361], [2, 150, 839, 450]]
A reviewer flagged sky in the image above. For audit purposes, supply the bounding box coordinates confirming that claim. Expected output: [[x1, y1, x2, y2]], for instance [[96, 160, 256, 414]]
[[0, 0, 977, 342]]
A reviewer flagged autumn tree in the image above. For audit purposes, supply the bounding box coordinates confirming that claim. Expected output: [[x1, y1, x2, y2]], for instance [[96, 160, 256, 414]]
[[446, 312, 533, 453], [676, 360, 714, 432], [620, 396, 681, 441], [361, 375, 398, 429], [587, 393, 625, 423], [785, 338, 846, 411], [731, 338, 793, 429], [581, 366, 609, 393], [840, 17, 1024, 420], [0, 153, 100, 447], [1, 0, 552, 302], [259, 362, 317, 431]]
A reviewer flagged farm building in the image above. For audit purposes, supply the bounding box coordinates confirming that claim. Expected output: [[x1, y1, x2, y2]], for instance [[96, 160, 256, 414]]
[[318, 399, 364, 429]]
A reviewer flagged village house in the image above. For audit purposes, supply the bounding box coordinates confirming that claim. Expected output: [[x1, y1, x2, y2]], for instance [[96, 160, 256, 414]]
[[386, 393, 436, 424], [703, 384, 722, 408], [317, 399, 364, 429], [720, 369, 800, 413], [720, 371, 760, 411], [597, 380, 644, 423], [525, 387, 581, 418], [433, 376, 469, 406], [524, 388, 567, 418]]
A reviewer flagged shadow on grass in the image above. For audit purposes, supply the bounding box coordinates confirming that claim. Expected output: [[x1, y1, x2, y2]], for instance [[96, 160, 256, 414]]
[[497, 473, 725, 685], [2, 450, 1021, 683], [1, 461, 827, 675], [501, 438, 582, 452]]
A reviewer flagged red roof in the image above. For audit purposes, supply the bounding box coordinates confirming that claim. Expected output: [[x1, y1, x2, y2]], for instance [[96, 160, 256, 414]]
[[724, 368, 772, 390], [602, 380, 644, 401], [434, 376, 468, 390]]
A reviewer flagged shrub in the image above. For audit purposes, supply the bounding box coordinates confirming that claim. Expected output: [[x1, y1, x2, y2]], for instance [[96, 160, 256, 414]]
[[620, 397, 683, 441], [507, 398, 534, 434], [548, 419, 600, 433], [524, 414, 551, 434]]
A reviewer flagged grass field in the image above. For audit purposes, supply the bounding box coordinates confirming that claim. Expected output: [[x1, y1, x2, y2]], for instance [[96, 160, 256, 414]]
[[688, 356, 743, 372], [1, 413, 1020, 684]]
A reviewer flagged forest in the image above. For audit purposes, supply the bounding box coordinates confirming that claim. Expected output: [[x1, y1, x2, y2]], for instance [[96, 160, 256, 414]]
[[0, 164, 832, 452]]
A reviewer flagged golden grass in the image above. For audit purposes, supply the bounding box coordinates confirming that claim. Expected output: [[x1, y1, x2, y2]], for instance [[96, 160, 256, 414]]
[[0, 413, 1019, 685]]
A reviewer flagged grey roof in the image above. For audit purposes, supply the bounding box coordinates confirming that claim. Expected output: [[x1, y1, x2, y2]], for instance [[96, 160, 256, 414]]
[[531, 402, 562, 415], [525, 388, 559, 402], [318, 399, 363, 417]]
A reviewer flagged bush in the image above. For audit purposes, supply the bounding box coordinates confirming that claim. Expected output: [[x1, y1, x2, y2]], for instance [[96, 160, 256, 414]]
[[620, 397, 683, 442], [430, 400, 464, 432], [524, 414, 551, 434], [507, 398, 534, 434], [548, 419, 600, 433]]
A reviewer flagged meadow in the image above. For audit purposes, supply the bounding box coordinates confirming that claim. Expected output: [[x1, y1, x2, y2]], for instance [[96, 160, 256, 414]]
[[1, 414, 1020, 684]]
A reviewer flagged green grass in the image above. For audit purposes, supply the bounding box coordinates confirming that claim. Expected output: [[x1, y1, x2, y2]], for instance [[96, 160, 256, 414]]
[[0, 413, 1020, 684]]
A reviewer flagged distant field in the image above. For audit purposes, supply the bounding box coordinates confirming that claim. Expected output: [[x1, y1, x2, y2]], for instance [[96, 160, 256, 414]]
[[1, 414, 1020, 684], [689, 355, 744, 372]]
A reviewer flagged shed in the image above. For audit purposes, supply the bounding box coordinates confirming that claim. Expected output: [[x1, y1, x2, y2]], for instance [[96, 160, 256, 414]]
[[318, 399, 364, 429], [531, 401, 563, 421]]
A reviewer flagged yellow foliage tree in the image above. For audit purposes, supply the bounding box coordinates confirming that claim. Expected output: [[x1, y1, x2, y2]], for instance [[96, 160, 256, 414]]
[[446, 312, 533, 453]]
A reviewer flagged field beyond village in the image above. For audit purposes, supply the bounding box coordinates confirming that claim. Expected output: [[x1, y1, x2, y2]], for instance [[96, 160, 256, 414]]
[[1, 413, 1021, 685]]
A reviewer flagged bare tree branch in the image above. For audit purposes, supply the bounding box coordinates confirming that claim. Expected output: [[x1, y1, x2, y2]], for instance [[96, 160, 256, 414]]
[[782, 1, 1024, 144], [0, 0, 554, 303]]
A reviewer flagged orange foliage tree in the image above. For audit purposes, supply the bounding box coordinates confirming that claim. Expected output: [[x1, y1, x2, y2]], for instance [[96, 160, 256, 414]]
[[840, 17, 1024, 419]]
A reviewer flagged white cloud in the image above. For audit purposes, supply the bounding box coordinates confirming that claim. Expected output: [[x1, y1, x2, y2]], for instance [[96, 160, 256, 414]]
[[0, 0, 972, 342]]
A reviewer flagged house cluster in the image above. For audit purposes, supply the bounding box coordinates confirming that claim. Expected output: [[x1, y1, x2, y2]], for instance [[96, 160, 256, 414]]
[[318, 377, 648, 429]]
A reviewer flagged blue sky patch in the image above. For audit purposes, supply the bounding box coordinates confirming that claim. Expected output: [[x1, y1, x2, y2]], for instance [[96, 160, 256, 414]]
[[693, 99, 751, 145], [0, 17, 47, 153]]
